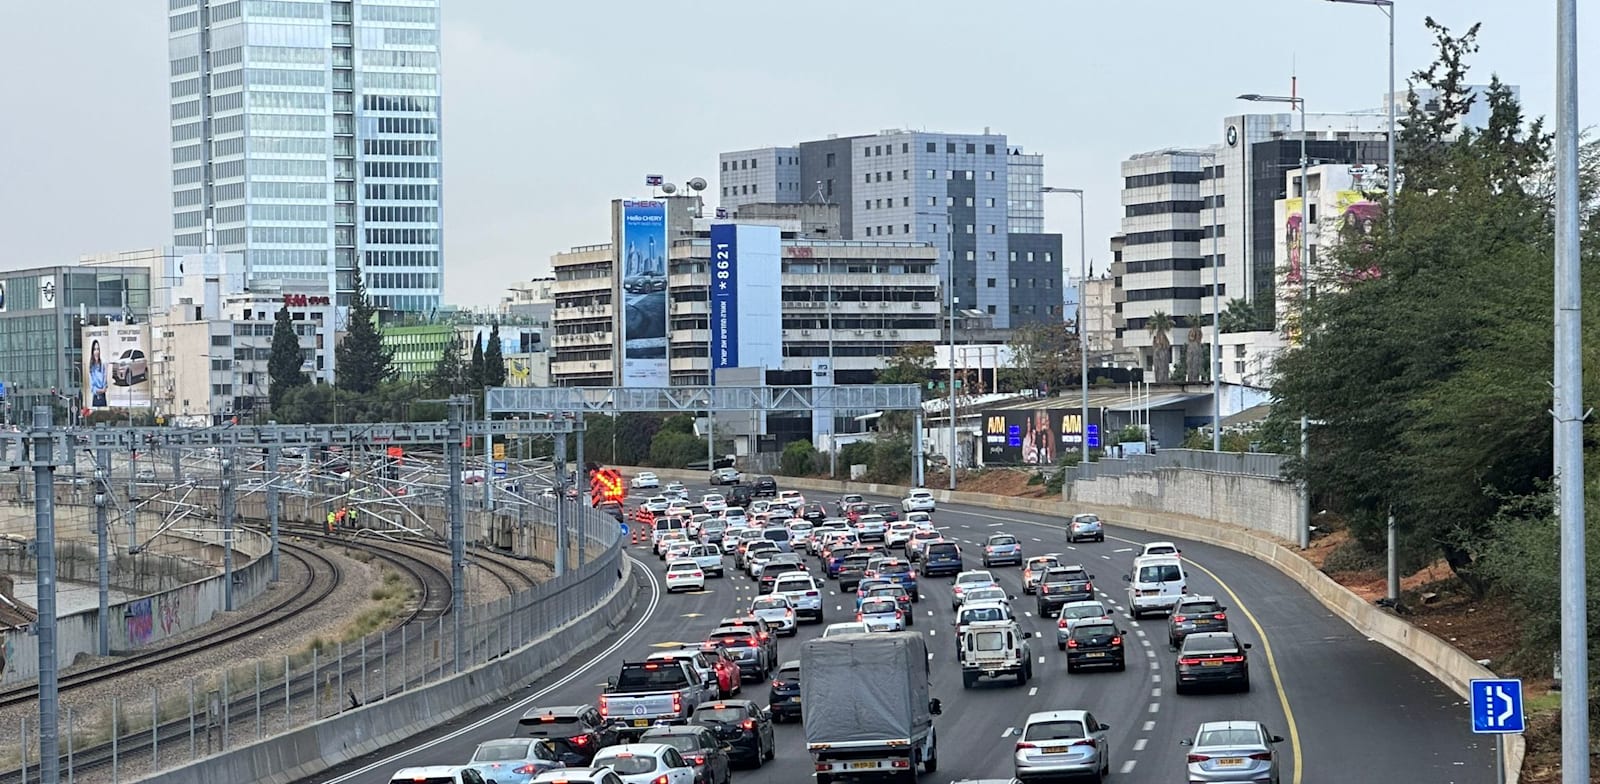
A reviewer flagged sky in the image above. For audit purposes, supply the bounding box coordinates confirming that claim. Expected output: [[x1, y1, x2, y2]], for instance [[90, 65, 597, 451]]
[[0, 1, 1592, 308]]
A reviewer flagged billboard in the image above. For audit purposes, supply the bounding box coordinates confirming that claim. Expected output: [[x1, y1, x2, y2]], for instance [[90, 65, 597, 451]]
[[811, 358, 834, 447], [980, 408, 1086, 466], [85, 324, 152, 410], [709, 223, 783, 381], [619, 200, 669, 387]]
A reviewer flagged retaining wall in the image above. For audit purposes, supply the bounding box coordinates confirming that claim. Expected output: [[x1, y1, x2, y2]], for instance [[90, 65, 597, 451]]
[[617, 465, 1525, 783], [135, 553, 638, 784], [1065, 467, 1301, 543]]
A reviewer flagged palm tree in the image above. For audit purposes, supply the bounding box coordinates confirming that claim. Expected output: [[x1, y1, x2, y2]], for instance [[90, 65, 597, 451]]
[[1185, 321, 1205, 382], [1147, 311, 1174, 384], [1219, 298, 1257, 334]]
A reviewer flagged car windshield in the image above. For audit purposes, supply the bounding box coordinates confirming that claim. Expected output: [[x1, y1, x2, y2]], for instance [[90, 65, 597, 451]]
[[1137, 564, 1182, 582], [1025, 719, 1088, 741], [473, 740, 536, 761], [707, 632, 758, 648], [957, 573, 992, 585], [1048, 569, 1087, 583], [1029, 558, 1059, 570], [598, 753, 659, 775], [927, 543, 959, 556], [752, 597, 789, 611], [1075, 515, 1101, 524], [694, 706, 749, 724], [1183, 636, 1240, 654], [867, 587, 905, 600], [989, 536, 1017, 546], [774, 580, 812, 593], [667, 562, 698, 572], [878, 562, 911, 574], [1178, 600, 1222, 614], [1072, 623, 1118, 641], [960, 606, 1008, 623], [775, 666, 800, 681], [973, 631, 1007, 651], [764, 529, 790, 541], [1198, 727, 1264, 748], [860, 599, 897, 614], [1064, 603, 1107, 619], [965, 588, 1006, 602], [645, 734, 703, 753]]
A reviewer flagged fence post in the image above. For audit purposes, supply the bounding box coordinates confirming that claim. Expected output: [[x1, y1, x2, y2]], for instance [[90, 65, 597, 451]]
[[416, 621, 424, 688], [65, 706, 74, 784], [21, 716, 28, 784], [111, 695, 119, 784], [401, 624, 409, 691], [438, 615, 446, 680], [255, 660, 263, 739], [381, 629, 388, 700], [151, 684, 159, 769], [361, 634, 368, 704], [188, 678, 196, 759], [220, 672, 230, 750], [311, 647, 319, 719], [338, 640, 345, 713], [284, 654, 292, 724]]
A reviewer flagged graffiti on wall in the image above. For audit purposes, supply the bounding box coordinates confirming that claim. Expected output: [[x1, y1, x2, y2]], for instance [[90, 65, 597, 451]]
[[125, 598, 153, 644], [160, 592, 182, 635]]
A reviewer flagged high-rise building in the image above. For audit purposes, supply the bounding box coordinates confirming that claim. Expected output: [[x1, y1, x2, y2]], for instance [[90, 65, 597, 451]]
[[719, 129, 1062, 329], [167, 0, 444, 315]]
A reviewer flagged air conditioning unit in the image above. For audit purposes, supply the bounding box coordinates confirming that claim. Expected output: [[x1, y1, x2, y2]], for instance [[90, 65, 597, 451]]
[[859, 302, 869, 308], [890, 330, 900, 337], [879, 302, 889, 308], [801, 329, 812, 336], [832, 302, 842, 308], [875, 330, 884, 337], [855, 330, 866, 336], [912, 302, 922, 309]]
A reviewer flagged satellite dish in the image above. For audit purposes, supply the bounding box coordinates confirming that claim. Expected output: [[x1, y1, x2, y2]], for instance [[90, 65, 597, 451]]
[[687, 177, 707, 192], [660, 182, 678, 194]]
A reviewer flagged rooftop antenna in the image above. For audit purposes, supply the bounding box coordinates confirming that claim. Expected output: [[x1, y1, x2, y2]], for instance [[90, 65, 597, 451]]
[[809, 180, 830, 205]]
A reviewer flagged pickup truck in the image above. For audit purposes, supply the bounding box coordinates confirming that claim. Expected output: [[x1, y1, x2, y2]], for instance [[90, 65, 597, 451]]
[[803, 632, 942, 783], [600, 659, 715, 739]]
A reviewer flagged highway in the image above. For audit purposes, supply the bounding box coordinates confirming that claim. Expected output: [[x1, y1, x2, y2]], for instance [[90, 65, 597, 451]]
[[299, 481, 1496, 784]]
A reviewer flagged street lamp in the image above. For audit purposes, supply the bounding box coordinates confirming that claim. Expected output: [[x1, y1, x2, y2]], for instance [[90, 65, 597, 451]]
[[1325, 0, 1396, 211], [1040, 187, 1090, 464], [1239, 92, 1312, 551], [914, 208, 957, 490]]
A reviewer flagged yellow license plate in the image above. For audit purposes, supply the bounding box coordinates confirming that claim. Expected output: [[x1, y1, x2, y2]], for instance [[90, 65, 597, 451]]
[[1044, 746, 1067, 754], [1217, 757, 1245, 767], [632, 719, 650, 727], [850, 762, 878, 770], [1202, 660, 1223, 667], [793, 696, 801, 702]]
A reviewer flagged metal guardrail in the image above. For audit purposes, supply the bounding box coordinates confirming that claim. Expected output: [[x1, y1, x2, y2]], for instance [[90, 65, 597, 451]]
[[1064, 448, 1288, 484]]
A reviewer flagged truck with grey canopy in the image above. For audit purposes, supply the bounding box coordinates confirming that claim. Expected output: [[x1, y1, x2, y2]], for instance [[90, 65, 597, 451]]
[[801, 631, 942, 782]]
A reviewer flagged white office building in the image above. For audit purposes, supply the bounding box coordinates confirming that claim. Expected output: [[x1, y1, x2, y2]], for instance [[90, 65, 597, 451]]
[[168, 0, 444, 315]]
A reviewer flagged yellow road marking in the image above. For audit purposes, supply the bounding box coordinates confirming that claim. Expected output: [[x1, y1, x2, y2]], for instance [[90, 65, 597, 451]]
[[649, 640, 688, 648]]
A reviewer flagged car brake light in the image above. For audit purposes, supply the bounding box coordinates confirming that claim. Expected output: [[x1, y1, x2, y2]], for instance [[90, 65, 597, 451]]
[[895, 610, 904, 619], [1249, 752, 1274, 761], [513, 764, 540, 774], [1214, 612, 1227, 620], [692, 572, 703, 577], [672, 692, 682, 712], [1111, 636, 1122, 645], [1187, 754, 1211, 763], [1058, 617, 1069, 628], [759, 631, 770, 640], [953, 586, 963, 594], [856, 613, 864, 621], [1015, 741, 1037, 750], [643, 663, 659, 669], [692, 755, 706, 764], [1084, 582, 1093, 592], [598, 696, 609, 716], [1066, 639, 1078, 648], [773, 680, 784, 688], [1178, 657, 1201, 666], [654, 776, 669, 784], [1172, 615, 1187, 624], [1222, 654, 1246, 663], [741, 719, 755, 730]]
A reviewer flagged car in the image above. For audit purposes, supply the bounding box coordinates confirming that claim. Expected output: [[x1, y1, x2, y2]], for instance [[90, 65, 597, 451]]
[[751, 476, 778, 497], [1140, 540, 1182, 558], [726, 484, 755, 507], [712, 616, 779, 666], [767, 660, 802, 722], [856, 595, 908, 632], [821, 621, 870, 637], [755, 556, 806, 593], [842, 502, 872, 522], [1021, 555, 1062, 594], [1175, 632, 1252, 693], [1037, 566, 1095, 617], [745, 547, 782, 579], [591, 743, 697, 784], [388, 767, 491, 784], [516, 705, 619, 765], [776, 489, 806, 509], [665, 542, 696, 562], [530, 769, 625, 784], [710, 467, 742, 485], [1055, 600, 1112, 649], [135, 468, 157, 481], [631, 472, 661, 490], [836, 552, 876, 591], [835, 493, 865, 514], [951, 569, 998, 610], [698, 519, 729, 546], [758, 526, 795, 554], [854, 513, 889, 542], [1064, 620, 1126, 673], [748, 594, 798, 635], [954, 600, 1016, 650], [655, 531, 690, 559], [676, 645, 742, 698], [665, 481, 688, 495], [639, 725, 733, 784], [688, 700, 775, 767], [870, 558, 919, 599], [870, 503, 901, 522], [1067, 513, 1105, 543], [905, 530, 943, 562], [111, 348, 148, 386], [961, 586, 1010, 609], [901, 488, 937, 513], [1125, 555, 1187, 618], [1181, 721, 1285, 784], [721, 506, 749, 525], [885, 521, 918, 549], [905, 510, 934, 528], [1167, 595, 1230, 648], [982, 533, 1024, 567], [861, 583, 914, 621], [739, 540, 779, 572], [799, 502, 828, 522], [466, 738, 567, 784], [854, 576, 895, 606], [642, 496, 672, 514], [701, 494, 728, 514], [1013, 709, 1112, 783], [665, 559, 707, 592]]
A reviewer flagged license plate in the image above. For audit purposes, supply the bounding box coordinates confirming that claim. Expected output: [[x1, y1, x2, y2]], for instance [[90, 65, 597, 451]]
[[1217, 757, 1245, 767], [1043, 746, 1067, 754], [1141, 589, 1159, 596], [1202, 660, 1223, 667], [1086, 652, 1106, 658], [793, 696, 801, 702], [632, 719, 650, 727], [850, 761, 878, 770]]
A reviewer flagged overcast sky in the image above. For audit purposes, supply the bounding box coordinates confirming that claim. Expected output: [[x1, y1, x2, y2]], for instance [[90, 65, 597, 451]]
[[0, 1, 1590, 308]]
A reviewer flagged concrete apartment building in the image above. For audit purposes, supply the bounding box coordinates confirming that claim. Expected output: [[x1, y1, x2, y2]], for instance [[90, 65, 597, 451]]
[[719, 129, 1062, 329]]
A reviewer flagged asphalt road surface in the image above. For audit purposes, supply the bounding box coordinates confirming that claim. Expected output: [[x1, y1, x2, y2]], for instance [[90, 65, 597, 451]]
[[300, 483, 1496, 784]]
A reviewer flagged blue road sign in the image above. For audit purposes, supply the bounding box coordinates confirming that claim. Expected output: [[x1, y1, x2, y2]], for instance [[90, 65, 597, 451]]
[[1469, 678, 1525, 734], [492, 460, 508, 477], [1086, 424, 1100, 449]]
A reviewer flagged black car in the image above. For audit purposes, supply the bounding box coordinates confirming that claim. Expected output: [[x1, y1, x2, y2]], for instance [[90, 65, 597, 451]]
[[921, 541, 965, 577], [768, 660, 802, 722], [715, 616, 779, 664], [1167, 595, 1230, 648], [1064, 620, 1126, 673], [689, 700, 776, 767], [515, 704, 619, 765], [1175, 631, 1252, 693], [837, 552, 875, 591], [728, 485, 755, 507], [870, 503, 901, 522], [752, 476, 778, 497], [640, 724, 733, 784], [800, 502, 828, 522], [757, 557, 807, 593], [706, 628, 771, 680], [1036, 566, 1095, 617]]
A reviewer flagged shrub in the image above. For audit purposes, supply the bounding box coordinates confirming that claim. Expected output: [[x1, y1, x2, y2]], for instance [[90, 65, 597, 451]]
[[1321, 538, 1383, 574]]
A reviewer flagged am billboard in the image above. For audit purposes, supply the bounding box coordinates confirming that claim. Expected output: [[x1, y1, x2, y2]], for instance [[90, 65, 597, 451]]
[[618, 200, 669, 387], [708, 223, 782, 380], [981, 408, 1085, 466]]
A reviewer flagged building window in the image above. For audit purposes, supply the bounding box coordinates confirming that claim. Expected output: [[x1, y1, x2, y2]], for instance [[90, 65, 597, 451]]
[[927, 170, 936, 180], [946, 142, 956, 154], [826, 152, 836, 167], [865, 200, 872, 210], [986, 224, 996, 234], [986, 251, 997, 260], [1010, 278, 1018, 288], [904, 224, 911, 233], [965, 225, 974, 234], [926, 142, 936, 153], [987, 305, 996, 314], [1009, 251, 1017, 261], [965, 170, 974, 180], [864, 174, 871, 184], [985, 170, 996, 180], [1044, 252, 1053, 262], [965, 197, 974, 207], [986, 197, 996, 207], [927, 196, 937, 207], [986, 144, 996, 154], [965, 143, 975, 154], [966, 251, 976, 261], [1027, 252, 1035, 262], [986, 278, 996, 288]]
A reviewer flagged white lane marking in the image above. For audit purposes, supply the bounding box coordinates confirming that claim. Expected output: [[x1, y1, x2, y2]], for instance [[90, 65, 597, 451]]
[[1151, 687, 1162, 697], [1030, 537, 1041, 542], [1143, 720, 1156, 731], [1100, 554, 1112, 560], [927, 653, 933, 661], [1028, 686, 1038, 696], [1129, 620, 1140, 627], [988, 522, 1004, 527], [1145, 649, 1156, 658], [1133, 738, 1149, 752], [1114, 547, 1134, 553], [1148, 702, 1160, 713], [1121, 760, 1138, 774], [929, 629, 936, 636], [1038, 656, 1047, 663], [1151, 674, 1161, 683], [1066, 545, 1078, 550], [1135, 629, 1146, 637], [1024, 611, 1033, 618], [322, 555, 661, 783], [1141, 639, 1151, 647], [1149, 661, 1159, 670], [1002, 726, 1016, 737], [927, 610, 934, 616]]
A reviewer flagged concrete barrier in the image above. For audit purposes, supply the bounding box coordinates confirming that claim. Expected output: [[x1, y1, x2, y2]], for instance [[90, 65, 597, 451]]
[[134, 554, 639, 784], [617, 465, 1525, 782]]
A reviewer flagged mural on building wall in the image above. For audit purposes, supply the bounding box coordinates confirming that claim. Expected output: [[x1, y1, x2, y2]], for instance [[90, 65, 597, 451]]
[[125, 598, 154, 644]]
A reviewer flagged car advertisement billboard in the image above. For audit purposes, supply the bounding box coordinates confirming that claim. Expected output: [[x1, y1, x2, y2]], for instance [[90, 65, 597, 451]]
[[618, 200, 669, 387], [980, 408, 1086, 466], [85, 324, 152, 410], [709, 223, 782, 381]]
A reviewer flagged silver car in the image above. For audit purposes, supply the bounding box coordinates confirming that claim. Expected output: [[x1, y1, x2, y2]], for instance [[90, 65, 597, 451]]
[[856, 596, 905, 632], [1055, 600, 1112, 650], [1180, 720, 1284, 784], [1067, 513, 1104, 543], [1014, 709, 1110, 782], [749, 594, 798, 635]]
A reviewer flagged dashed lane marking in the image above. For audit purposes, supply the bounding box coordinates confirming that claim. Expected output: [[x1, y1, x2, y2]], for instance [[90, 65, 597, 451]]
[[1151, 687, 1162, 697], [1038, 656, 1047, 663], [1143, 721, 1155, 731], [1028, 686, 1038, 696], [1133, 738, 1148, 752], [1114, 547, 1134, 553], [1002, 727, 1016, 737], [1151, 674, 1161, 683], [1134, 629, 1146, 637], [681, 613, 703, 618], [1121, 760, 1138, 774], [1149, 661, 1159, 670], [1148, 702, 1160, 713]]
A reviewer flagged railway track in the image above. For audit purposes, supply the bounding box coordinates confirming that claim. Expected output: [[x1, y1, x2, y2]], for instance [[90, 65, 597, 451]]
[[0, 541, 342, 713], [275, 526, 453, 623]]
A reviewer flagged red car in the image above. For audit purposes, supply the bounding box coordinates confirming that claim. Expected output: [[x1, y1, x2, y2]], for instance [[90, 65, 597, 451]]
[[844, 503, 871, 522], [694, 643, 744, 697]]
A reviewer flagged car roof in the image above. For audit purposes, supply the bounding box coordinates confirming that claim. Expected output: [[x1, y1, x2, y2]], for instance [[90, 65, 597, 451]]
[[1196, 719, 1265, 732], [1025, 709, 1092, 724], [598, 742, 674, 756], [961, 599, 1011, 610], [533, 768, 612, 781], [696, 698, 759, 710], [521, 705, 590, 718], [1061, 599, 1106, 608], [1176, 594, 1219, 605], [392, 766, 467, 776]]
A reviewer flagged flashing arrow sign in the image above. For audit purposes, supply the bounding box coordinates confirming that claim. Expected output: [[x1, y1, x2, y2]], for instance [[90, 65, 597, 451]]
[[1469, 678, 1525, 734]]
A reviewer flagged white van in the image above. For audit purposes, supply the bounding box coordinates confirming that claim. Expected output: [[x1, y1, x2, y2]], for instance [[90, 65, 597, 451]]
[[650, 516, 687, 548], [1124, 555, 1187, 618]]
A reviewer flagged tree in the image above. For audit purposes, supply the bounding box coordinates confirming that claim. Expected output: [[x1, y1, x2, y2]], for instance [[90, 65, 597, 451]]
[[334, 265, 393, 394], [468, 334, 485, 391], [426, 337, 466, 397], [1146, 311, 1174, 384], [1004, 321, 1080, 394], [483, 324, 507, 388], [267, 305, 309, 412], [1218, 298, 1259, 334], [877, 342, 937, 395], [1184, 321, 1205, 383], [780, 439, 819, 477], [649, 415, 705, 468]]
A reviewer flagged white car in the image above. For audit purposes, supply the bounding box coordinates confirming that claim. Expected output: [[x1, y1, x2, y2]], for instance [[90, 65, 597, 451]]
[[951, 570, 999, 610], [701, 493, 728, 513], [686, 543, 726, 577], [771, 572, 824, 622], [905, 511, 934, 528], [822, 622, 870, 637], [1140, 541, 1182, 559], [885, 522, 918, 549], [853, 513, 888, 541], [746, 545, 779, 577], [749, 594, 798, 635], [655, 530, 689, 558], [532, 768, 625, 784], [777, 490, 806, 510], [785, 521, 815, 550], [664, 481, 687, 496], [642, 496, 671, 514], [722, 506, 748, 524], [590, 743, 697, 784], [664, 542, 696, 561], [901, 489, 937, 513], [631, 472, 661, 490], [664, 559, 706, 593], [749, 500, 771, 514]]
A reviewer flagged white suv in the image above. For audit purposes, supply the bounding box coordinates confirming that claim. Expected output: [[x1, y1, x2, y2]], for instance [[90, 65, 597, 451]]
[[902, 489, 937, 513], [390, 767, 491, 784], [771, 572, 824, 622]]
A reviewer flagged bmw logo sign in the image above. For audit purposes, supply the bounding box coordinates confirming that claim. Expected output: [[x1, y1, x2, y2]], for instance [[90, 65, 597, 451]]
[[0, 280, 7, 312], [1225, 125, 1239, 147]]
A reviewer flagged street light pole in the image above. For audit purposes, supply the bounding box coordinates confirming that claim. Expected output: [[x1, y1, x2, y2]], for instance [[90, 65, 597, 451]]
[[1325, 0, 1396, 210]]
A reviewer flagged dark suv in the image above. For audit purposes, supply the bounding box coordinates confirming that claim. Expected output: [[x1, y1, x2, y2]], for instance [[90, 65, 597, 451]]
[[1167, 595, 1229, 648], [768, 660, 802, 722], [1037, 566, 1095, 617], [753, 476, 778, 497], [516, 704, 619, 764], [837, 552, 875, 591], [690, 699, 776, 766], [921, 541, 964, 577], [1064, 620, 1126, 673], [728, 484, 755, 507]]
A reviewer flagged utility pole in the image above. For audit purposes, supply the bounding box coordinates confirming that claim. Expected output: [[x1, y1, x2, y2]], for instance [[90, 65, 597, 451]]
[[445, 397, 467, 674], [220, 449, 236, 611], [265, 439, 280, 581], [553, 431, 569, 577], [95, 446, 111, 657], [31, 406, 61, 784]]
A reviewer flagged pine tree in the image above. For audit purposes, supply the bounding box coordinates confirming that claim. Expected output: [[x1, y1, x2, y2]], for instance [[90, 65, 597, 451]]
[[427, 337, 465, 396], [267, 305, 309, 411], [468, 334, 485, 391], [483, 324, 507, 388], [334, 264, 393, 394]]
